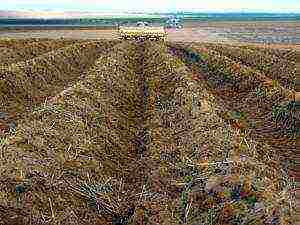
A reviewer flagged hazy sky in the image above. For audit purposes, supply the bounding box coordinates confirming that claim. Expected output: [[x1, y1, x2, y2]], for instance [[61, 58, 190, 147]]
[[2, 0, 299, 12]]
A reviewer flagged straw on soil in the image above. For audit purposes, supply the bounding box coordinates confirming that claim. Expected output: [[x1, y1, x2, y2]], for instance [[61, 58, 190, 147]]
[[128, 41, 294, 225], [0, 40, 296, 225], [202, 43, 296, 89], [0, 40, 119, 116], [0, 41, 148, 224], [0, 39, 85, 66], [167, 42, 296, 164], [0, 38, 40, 48]]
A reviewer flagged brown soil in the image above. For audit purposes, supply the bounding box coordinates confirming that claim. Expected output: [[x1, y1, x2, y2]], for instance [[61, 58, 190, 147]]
[[0, 21, 299, 49], [0, 38, 296, 225]]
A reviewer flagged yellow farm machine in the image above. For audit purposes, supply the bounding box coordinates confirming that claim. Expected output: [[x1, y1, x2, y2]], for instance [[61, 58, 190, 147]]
[[118, 25, 167, 41]]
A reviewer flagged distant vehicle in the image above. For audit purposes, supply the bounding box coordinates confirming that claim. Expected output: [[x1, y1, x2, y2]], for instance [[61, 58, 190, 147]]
[[165, 16, 183, 29], [118, 22, 167, 41], [136, 21, 150, 27]]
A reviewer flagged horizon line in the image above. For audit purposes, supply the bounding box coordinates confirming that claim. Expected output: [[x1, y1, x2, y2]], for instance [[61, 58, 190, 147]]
[[1, 9, 300, 13]]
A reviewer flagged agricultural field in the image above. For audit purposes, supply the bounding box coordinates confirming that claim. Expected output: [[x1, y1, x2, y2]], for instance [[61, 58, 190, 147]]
[[0, 38, 297, 225]]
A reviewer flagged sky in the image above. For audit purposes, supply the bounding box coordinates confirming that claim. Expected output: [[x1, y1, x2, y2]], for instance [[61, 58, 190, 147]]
[[1, 0, 300, 13]]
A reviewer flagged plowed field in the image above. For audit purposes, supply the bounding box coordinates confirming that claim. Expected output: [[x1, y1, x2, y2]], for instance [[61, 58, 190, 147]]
[[0, 39, 297, 225]]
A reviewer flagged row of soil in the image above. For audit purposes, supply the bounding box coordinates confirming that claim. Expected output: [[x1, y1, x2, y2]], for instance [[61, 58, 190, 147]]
[[167, 41, 297, 62], [166, 42, 296, 207], [133, 42, 294, 225], [200, 43, 296, 90], [0, 41, 295, 225], [0, 41, 147, 225], [236, 45, 297, 62], [0, 38, 90, 50], [0, 38, 42, 48], [167, 42, 296, 160], [0, 39, 87, 66], [0, 40, 120, 136]]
